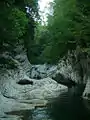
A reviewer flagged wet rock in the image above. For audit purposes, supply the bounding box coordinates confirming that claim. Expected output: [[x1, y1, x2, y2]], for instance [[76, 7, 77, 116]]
[[0, 52, 19, 69], [2, 45, 88, 120]]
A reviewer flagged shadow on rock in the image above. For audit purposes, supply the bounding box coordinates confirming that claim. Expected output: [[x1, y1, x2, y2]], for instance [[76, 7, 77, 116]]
[[17, 79, 33, 85]]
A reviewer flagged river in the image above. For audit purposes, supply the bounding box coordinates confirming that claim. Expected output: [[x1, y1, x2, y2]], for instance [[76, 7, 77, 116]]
[[7, 91, 90, 120]]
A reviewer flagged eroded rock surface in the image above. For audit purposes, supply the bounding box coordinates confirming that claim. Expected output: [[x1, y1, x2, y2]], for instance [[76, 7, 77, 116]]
[[0, 71, 67, 119], [0, 45, 68, 119], [83, 78, 90, 100], [1, 45, 90, 120]]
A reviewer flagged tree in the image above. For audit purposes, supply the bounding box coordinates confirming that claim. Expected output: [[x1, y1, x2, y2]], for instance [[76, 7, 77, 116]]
[[0, 0, 39, 52], [40, 0, 90, 63]]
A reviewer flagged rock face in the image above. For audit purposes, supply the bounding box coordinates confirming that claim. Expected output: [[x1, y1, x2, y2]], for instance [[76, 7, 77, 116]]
[[25, 48, 90, 100], [0, 71, 67, 119], [44, 49, 90, 98], [0, 44, 90, 119], [0, 45, 68, 119], [28, 50, 90, 98], [83, 77, 90, 100]]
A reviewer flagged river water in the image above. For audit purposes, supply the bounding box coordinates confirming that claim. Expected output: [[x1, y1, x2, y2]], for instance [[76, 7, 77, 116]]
[[7, 91, 90, 120]]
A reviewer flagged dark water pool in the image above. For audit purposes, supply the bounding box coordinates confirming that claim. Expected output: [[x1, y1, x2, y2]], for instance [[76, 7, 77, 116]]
[[7, 92, 90, 120]]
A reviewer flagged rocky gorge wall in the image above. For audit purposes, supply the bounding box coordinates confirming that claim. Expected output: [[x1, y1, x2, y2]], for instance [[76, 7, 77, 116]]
[[0, 44, 90, 119], [0, 45, 67, 120], [53, 49, 90, 100], [30, 49, 90, 100]]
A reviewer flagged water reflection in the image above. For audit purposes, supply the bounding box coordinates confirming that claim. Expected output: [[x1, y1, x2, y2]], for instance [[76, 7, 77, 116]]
[[48, 92, 90, 120], [6, 92, 90, 120]]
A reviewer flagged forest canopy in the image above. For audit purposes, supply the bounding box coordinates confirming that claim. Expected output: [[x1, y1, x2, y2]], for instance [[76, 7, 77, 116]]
[[0, 0, 90, 64], [33, 0, 90, 64], [0, 0, 38, 57]]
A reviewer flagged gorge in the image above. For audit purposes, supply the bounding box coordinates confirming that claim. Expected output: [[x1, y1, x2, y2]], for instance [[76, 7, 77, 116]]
[[0, 45, 90, 120], [0, 0, 90, 119]]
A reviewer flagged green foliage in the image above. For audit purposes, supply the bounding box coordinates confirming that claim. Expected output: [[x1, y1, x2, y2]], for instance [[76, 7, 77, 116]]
[[1, 0, 89, 65], [32, 0, 90, 64], [5, 8, 28, 43], [0, 0, 39, 58]]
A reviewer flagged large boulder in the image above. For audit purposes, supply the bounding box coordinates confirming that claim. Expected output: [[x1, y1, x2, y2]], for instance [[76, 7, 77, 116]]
[[0, 44, 68, 119]]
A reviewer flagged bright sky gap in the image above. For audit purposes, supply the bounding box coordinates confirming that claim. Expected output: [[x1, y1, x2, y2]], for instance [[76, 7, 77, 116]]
[[38, 0, 53, 24]]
